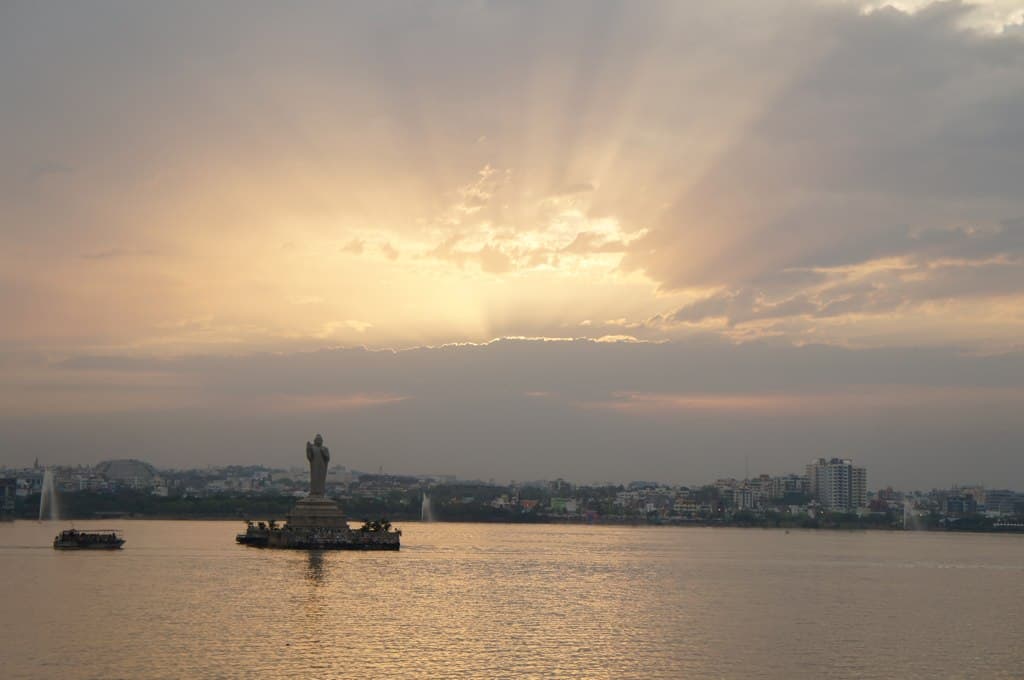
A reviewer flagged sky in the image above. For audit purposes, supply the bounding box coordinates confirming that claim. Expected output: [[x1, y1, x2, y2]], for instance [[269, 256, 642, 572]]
[[2, 1, 1023, 487]]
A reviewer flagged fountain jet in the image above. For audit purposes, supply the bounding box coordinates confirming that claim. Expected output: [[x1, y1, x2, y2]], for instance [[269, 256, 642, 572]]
[[39, 468, 60, 522], [421, 492, 433, 522], [903, 498, 916, 530]]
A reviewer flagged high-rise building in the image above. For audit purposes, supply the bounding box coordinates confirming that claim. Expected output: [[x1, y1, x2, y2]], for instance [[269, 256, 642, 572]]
[[806, 458, 867, 512]]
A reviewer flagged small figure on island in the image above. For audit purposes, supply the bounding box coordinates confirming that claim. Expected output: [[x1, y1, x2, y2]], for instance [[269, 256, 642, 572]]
[[306, 434, 330, 497]]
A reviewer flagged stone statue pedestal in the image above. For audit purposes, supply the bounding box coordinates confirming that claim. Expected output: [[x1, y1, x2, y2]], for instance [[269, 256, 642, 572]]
[[287, 495, 347, 529]]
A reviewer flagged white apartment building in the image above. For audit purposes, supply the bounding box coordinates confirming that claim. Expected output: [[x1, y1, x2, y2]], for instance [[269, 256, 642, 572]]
[[806, 458, 867, 512]]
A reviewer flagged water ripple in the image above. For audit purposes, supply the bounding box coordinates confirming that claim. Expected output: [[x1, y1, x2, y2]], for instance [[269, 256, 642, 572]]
[[2, 521, 1023, 679]]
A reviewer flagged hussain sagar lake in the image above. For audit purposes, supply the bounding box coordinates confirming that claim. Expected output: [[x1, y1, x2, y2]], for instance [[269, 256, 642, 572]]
[[236, 434, 401, 550], [4, 520, 1024, 678]]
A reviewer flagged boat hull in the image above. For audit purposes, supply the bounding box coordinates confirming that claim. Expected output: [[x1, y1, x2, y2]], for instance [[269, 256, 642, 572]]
[[53, 542, 125, 550]]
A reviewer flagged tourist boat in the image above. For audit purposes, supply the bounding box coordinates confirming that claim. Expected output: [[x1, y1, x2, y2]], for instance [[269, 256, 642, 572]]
[[53, 529, 125, 550]]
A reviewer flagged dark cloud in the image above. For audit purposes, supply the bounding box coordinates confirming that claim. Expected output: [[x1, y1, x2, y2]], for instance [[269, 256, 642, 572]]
[[2, 339, 1017, 487], [625, 3, 1024, 321], [669, 260, 1024, 327]]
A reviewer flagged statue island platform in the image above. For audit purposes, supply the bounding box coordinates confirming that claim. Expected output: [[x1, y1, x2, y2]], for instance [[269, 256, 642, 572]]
[[237, 495, 401, 551], [239, 434, 400, 550]]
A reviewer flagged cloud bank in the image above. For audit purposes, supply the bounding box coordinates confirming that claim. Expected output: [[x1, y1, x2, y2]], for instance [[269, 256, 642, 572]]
[[3, 339, 1022, 487]]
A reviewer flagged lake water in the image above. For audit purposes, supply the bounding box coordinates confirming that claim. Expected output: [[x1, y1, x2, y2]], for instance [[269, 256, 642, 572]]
[[1, 520, 1022, 679]]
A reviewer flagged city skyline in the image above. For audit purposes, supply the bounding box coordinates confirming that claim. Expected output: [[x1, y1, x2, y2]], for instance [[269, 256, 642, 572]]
[[0, 433, 1016, 494], [7, 454, 1023, 529]]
